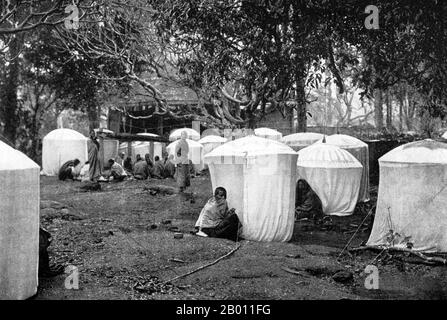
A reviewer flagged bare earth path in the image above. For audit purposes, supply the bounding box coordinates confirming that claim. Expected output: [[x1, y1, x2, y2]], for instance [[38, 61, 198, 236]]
[[35, 175, 447, 300]]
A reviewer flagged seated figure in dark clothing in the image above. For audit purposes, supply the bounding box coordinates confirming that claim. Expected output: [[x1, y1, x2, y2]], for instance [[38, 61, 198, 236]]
[[58, 159, 81, 181], [152, 156, 165, 179], [295, 179, 324, 221], [123, 156, 133, 174], [194, 187, 242, 241]]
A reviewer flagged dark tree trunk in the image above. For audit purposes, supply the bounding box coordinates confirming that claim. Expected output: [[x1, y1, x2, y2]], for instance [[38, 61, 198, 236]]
[[296, 76, 307, 132], [386, 89, 393, 130], [373, 89, 384, 130], [1, 35, 21, 145], [87, 101, 99, 131]]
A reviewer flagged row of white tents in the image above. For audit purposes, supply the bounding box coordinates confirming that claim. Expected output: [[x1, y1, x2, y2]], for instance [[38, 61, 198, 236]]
[[3, 126, 447, 299]]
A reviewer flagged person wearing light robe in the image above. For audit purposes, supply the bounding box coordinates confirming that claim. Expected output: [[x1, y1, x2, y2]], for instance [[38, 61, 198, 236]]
[[58, 158, 81, 181], [88, 130, 101, 182], [175, 131, 190, 192], [108, 159, 127, 181], [195, 187, 241, 241]]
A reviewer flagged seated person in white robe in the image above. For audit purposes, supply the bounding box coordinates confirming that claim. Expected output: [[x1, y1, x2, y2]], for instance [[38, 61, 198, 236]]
[[195, 187, 241, 241]]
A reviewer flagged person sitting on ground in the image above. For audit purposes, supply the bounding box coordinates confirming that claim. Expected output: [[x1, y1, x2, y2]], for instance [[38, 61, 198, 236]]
[[295, 179, 324, 222], [58, 159, 81, 181], [77, 161, 90, 182], [163, 154, 176, 178], [189, 159, 196, 177], [107, 158, 127, 182], [123, 156, 133, 174], [134, 154, 150, 180], [194, 187, 242, 241], [152, 156, 165, 179], [144, 153, 154, 176], [116, 152, 126, 166]]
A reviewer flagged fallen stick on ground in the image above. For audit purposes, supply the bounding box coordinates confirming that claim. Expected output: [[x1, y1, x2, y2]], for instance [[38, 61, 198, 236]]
[[281, 266, 310, 278], [144, 185, 178, 195], [163, 243, 242, 284], [349, 245, 447, 265], [337, 207, 374, 260]]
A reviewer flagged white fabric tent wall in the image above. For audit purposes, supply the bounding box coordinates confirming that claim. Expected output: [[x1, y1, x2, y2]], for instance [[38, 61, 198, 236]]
[[316, 134, 370, 202], [199, 136, 227, 168], [118, 133, 163, 162], [166, 139, 204, 171], [205, 136, 298, 242], [0, 141, 39, 299], [103, 139, 119, 163], [169, 128, 200, 142], [297, 144, 363, 216], [281, 132, 324, 152], [254, 127, 283, 141], [42, 129, 88, 175], [367, 139, 447, 252]]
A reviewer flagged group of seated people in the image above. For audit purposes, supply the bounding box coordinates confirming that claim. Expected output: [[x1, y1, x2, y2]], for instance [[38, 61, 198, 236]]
[[115, 152, 177, 180], [58, 152, 179, 182]]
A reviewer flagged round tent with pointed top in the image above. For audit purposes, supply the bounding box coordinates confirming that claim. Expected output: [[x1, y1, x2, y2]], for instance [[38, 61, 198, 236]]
[[166, 138, 204, 171], [297, 143, 363, 216], [205, 136, 298, 242], [281, 132, 324, 152], [316, 134, 370, 202], [0, 141, 40, 299], [169, 128, 200, 142], [42, 128, 88, 176], [254, 127, 283, 141], [199, 135, 228, 154], [367, 139, 447, 252]]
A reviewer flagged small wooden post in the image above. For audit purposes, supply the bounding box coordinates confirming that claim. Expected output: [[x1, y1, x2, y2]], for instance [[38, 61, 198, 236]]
[[98, 135, 105, 169], [127, 141, 132, 158], [192, 120, 201, 135], [150, 141, 155, 162]]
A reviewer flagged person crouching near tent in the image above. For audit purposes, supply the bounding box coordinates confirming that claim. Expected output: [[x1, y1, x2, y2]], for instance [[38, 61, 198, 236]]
[[58, 158, 81, 181], [194, 187, 242, 241], [106, 158, 127, 182], [295, 179, 324, 222]]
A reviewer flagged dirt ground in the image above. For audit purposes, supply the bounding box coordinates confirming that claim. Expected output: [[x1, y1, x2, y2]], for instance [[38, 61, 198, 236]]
[[35, 174, 447, 300]]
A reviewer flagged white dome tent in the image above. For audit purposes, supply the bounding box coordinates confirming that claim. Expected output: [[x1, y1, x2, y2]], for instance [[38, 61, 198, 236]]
[[0, 141, 40, 299], [204, 136, 298, 242], [166, 139, 204, 171], [199, 135, 228, 169], [297, 143, 363, 216], [281, 132, 324, 151], [254, 127, 282, 141], [367, 139, 447, 252], [169, 128, 200, 142], [316, 134, 370, 202], [42, 128, 88, 175], [199, 135, 227, 155]]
